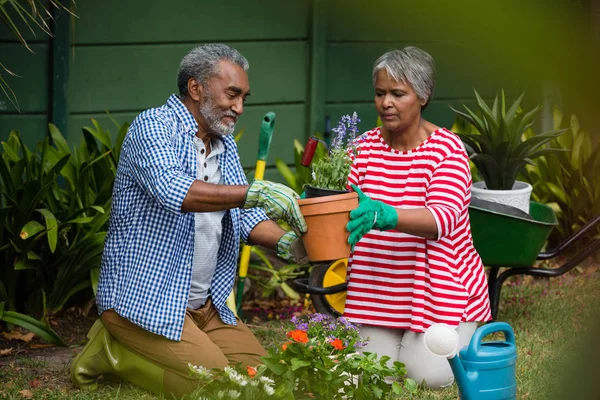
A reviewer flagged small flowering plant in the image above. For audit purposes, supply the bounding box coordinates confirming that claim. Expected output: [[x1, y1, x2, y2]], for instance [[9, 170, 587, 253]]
[[186, 313, 418, 399], [261, 313, 417, 399], [187, 364, 276, 400], [309, 112, 361, 191]]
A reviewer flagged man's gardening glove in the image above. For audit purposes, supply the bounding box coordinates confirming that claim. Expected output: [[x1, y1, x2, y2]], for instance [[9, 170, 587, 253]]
[[346, 184, 398, 246], [276, 231, 309, 265], [243, 180, 308, 236]]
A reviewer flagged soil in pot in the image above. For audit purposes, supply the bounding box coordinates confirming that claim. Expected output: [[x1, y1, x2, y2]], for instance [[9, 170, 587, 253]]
[[304, 185, 349, 199]]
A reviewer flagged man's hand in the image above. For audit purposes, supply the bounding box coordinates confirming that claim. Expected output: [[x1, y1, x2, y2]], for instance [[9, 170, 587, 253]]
[[276, 231, 309, 265], [346, 184, 398, 246], [243, 180, 308, 236]]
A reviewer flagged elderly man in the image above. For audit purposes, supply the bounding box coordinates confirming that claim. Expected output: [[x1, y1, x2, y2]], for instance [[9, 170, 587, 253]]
[[71, 44, 307, 397]]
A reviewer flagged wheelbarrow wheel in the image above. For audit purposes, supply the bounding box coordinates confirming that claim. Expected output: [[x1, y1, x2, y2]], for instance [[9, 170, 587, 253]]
[[309, 259, 348, 317]]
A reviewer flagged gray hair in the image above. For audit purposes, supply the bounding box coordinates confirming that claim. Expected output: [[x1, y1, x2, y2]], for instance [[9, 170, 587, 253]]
[[177, 44, 249, 97], [372, 46, 436, 109]]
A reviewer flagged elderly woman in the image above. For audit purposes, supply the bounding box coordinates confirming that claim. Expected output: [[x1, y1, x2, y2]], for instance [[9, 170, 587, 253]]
[[344, 46, 492, 389]]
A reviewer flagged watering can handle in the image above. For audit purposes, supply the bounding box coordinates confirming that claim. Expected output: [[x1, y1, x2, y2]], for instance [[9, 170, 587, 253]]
[[466, 322, 515, 359]]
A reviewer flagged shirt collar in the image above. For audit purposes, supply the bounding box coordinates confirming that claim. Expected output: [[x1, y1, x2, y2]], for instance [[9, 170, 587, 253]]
[[193, 135, 226, 158], [167, 94, 198, 136]]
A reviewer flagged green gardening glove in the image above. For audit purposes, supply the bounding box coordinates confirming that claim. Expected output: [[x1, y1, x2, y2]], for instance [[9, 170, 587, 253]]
[[243, 180, 308, 235], [276, 231, 309, 265], [346, 184, 398, 246]]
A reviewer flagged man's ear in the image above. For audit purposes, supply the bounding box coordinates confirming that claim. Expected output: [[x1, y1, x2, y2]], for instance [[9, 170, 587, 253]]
[[187, 78, 203, 102]]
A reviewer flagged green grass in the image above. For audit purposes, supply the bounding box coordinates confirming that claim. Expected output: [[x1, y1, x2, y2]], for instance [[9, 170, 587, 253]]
[[1, 268, 599, 399]]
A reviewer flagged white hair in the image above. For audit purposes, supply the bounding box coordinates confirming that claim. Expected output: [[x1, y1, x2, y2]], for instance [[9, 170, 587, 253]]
[[177, 43, 249, 97], [373, 46, 436, 109]]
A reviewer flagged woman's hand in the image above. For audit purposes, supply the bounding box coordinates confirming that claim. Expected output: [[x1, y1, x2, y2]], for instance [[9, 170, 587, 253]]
[[346, 184, 398, 246]]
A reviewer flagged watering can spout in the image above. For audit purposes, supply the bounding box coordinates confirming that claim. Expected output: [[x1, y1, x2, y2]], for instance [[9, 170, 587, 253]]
[[448, 355, 478, 400]]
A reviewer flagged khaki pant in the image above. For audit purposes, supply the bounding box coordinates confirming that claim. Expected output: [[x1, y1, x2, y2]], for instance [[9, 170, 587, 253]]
[[101, 299, 266, 398]]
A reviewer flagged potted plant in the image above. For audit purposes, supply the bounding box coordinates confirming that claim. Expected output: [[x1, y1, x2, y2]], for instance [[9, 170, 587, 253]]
[[450, 89, 567, 213], [297, 113, 361, 262]]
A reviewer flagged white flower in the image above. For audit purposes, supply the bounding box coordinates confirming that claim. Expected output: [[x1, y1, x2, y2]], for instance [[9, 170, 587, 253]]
[[188, 363, 213, 379], [250, 379, 260, 387], [224, 366, 249, 386], [217, 391, 226, 399], [312, 171, 316, 180], [259, 376, 275, 385], [227, 390, 241, 399], [263, 384, 275, 396]]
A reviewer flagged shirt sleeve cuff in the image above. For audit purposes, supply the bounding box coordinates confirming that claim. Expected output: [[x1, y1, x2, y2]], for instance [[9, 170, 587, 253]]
[[240, 208, 270, 243], [165, 175, 196, 214], [426, 206, 443, 241]]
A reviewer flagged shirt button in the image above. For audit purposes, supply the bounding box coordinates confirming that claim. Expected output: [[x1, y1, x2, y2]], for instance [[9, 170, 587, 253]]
[[200, 149, 205, 154], [204, 176, 208, 181], [204, 162, 207, 168]]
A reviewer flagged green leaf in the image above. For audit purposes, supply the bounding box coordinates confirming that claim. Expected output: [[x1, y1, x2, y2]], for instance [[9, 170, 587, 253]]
[[48, 123, 71, 156], [473, 90, 499, 133], [275, 158, 298, 193], [27, 251, 42, 261], [90, 268, 100, 297], [68, 216, 95, 224], [513, 129, 567, 161], [404, 378, 418, 393], [1, 140, 21, 162], [280, 282, 300, 300], [515, 106, 540, 137], [504, 92, 525, 126], [14, 259, 38, 270], [552, 105, 563, 130], [262, 357, 287, 375], [20, 220, 44, 240], [290, 358, 311, 371], [37, 208, 58, 252], [1, 309, 66, 346], [49, 280, 91, 314], [545, 182, 569, 205]]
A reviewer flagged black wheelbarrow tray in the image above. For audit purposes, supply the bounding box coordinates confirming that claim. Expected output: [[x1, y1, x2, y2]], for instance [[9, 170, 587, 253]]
[[293, 200, 600, 320]]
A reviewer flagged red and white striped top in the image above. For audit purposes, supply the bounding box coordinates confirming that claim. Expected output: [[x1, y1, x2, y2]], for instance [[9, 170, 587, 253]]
[[344, 127, 492, 332]]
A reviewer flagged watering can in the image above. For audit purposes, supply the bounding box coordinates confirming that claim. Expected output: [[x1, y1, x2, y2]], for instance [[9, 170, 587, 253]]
[[424, 322, 517, 400]]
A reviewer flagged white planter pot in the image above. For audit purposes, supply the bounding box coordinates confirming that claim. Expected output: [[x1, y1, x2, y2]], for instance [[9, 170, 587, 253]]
[[471, 180, 533, 214]]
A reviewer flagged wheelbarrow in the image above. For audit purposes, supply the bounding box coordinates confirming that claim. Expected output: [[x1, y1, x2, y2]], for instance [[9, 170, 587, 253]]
[[292, 199, 600, 319]]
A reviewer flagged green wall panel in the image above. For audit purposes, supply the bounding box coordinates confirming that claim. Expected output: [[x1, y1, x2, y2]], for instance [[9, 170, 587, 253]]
[[0, 44, 48, 113], [74, 0, 308, 44], [326, 0, 432, 42], [0, 114, 48, 148], [68, 103, 305, 168], [69, 42, 307, 113], [325, 43, 523, 103]]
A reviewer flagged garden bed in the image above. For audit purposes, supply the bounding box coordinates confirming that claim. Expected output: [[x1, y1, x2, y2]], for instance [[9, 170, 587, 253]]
[[1, 264, 599, 399]]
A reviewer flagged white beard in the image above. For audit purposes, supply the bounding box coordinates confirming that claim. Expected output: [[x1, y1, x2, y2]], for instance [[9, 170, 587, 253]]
[[199, 94, 238, 136]]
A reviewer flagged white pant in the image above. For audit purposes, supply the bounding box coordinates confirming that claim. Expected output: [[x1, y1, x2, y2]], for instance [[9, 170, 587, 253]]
[[359, 322, 478, 389]]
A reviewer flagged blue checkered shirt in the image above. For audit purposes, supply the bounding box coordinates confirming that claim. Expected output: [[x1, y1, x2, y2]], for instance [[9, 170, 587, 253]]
[[96, 95, 268, 341]]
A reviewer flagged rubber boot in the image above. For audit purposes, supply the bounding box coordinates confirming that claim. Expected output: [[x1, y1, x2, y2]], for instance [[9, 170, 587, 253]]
[[71, 319, 164, 394]]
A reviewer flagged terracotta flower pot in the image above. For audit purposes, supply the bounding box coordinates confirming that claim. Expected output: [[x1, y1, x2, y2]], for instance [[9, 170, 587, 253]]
[[298, 192, 359, 262]]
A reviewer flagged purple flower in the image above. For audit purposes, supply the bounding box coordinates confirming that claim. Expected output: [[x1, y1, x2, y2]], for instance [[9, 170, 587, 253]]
[[330, 112, 361, 151]]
